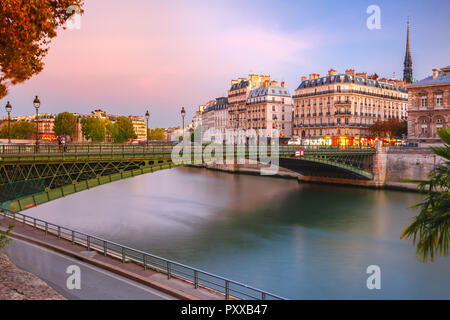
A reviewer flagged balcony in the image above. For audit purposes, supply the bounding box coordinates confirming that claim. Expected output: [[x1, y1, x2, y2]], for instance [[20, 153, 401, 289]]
[[334, 100, 351, 105], [335, 111, 352, 115]]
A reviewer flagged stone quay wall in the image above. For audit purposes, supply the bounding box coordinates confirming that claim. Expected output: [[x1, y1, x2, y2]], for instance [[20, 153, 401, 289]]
[[195, 146, 445, 192]]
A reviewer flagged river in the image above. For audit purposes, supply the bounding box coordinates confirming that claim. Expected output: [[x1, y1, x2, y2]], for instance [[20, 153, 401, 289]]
[[25, 167, 450, 299]]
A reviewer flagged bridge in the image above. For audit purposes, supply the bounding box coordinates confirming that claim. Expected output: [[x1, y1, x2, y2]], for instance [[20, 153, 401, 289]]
[[0, 143, 376, 212]]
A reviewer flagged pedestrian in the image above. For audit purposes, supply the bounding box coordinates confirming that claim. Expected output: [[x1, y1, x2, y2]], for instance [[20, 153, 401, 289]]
[[62, 136, 66, 152], [57, 136, 62, 152]]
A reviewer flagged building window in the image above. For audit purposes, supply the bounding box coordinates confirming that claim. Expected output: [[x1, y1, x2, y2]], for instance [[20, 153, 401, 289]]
[[272, 106, 275, 111], [421, 96, 427, 107], [436, 95, 443, 107]]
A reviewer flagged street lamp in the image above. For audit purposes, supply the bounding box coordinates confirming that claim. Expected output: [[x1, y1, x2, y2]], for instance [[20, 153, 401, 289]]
[[181, 107, 186, 141], [33, 96, 40, 147], [5, 101, 12, 144], [145, 110, 150, 146]]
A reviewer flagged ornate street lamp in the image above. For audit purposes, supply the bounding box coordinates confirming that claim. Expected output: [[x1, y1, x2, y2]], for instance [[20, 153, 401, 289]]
[[33, 96, 41, 147], [5, 101, 12, 144], [145, 110, 150, 146], [181, 107, 186, 141]]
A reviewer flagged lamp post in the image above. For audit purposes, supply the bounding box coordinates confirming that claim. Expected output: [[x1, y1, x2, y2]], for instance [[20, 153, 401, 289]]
[[33, 96, 40, 147], [181, 107, 186, 141], [145, 110, 150, 146], [5, 101, 12, 144]]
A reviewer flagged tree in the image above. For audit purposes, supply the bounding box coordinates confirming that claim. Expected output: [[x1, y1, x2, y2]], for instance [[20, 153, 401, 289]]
[[0, 121, 36, 139], [81, 117, 105, 142], [401, 126, 450, 262], [369, 119, 407, 138], [53, 112, 77, 138], [106, 117, 136, 143], [0, 1, 85, 99], [148, 128, 165, 141], [11, 120, 36, 139]]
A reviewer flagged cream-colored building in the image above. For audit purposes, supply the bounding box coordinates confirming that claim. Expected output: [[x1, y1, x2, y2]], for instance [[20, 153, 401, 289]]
[[227, 74, 270, 130], [293, 69, 408, 140], [201, 97, 228, 142], [128, 115, 147, 141], [246, 81, 293, 138]]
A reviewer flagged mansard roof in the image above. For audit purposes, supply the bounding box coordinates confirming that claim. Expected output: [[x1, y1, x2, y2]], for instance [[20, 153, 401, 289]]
[[248, 86, 290, 99], [230, 80, 249, 90], [296, 73, 407, 93], [409, 70, 450, 87]]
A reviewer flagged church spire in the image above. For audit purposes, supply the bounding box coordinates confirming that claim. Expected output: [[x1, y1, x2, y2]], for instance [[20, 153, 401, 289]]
[[403, 18, 413, 83]]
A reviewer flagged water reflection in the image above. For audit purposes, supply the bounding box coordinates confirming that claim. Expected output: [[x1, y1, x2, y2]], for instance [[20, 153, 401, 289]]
[[26, 167, 450, 299]]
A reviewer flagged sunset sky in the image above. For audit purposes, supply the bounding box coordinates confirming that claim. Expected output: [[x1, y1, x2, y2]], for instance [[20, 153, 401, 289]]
[[1, 0, 449, 128]]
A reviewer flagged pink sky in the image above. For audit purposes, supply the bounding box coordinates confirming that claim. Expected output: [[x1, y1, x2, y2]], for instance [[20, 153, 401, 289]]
[[1, 1, 319, 127], [2, 0, 448, 127]]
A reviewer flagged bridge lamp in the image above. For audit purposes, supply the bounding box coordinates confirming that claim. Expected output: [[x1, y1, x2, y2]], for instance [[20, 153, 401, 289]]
[[33, 96, 41, 147], [181, 107, 186, 141], [5, 101, 12, 144], [145, 110, 150, 146]]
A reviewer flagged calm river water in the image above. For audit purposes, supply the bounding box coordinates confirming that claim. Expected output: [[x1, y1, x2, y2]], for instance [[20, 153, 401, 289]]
[[26, 167, 450, 299]]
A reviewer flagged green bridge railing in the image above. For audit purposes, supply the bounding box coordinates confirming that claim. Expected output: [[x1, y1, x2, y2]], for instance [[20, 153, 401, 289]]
[[0, 143, 376, 157]]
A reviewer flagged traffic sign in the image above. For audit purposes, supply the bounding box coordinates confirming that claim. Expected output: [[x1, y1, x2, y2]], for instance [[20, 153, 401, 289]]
[[295, 150, 304, 157]]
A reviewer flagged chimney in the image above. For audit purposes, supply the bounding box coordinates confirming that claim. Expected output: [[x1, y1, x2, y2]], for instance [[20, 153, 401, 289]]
[[356, 72, 367, 80], [281, 81, 285, 88], [345, 69, 355, 77], [393, 72, 396, 80], [265, 79, 270, 87], [328, 69, 337, 76], [432, 69, 439, 79], [301, 76, 307, 82]]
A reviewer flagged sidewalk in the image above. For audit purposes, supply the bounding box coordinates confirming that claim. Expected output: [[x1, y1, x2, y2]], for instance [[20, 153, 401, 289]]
[[0, 215, 227, 300]]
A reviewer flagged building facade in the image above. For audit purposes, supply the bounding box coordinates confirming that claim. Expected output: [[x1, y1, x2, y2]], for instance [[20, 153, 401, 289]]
[[246, 81, 293, 138], [128, 115, 147, 141], [407, 65, 450, 146], [227, 74, 270, 130], [292, 69, 408, 144]]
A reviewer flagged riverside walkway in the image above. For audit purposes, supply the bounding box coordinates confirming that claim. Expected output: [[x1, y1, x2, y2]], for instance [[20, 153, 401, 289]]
[[0, 208, 285, 300]]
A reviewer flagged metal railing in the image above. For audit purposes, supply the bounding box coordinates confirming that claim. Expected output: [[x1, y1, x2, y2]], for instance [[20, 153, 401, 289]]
[[0, 208, 285, 300], [0, 143, 375, 156], [0, 143, 175, 155]]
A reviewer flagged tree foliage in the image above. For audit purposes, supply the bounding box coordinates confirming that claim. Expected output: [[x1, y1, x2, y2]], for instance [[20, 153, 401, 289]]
[[369, 119, 407, 138], [0, 120, 36, 139], [0, 1, 84, 98], [81, 117, 105, 142], [106, 116, 136, 143], [53, 112, 77, 137], [401, 125, 450, 262], [148, 128, 165, 141]]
